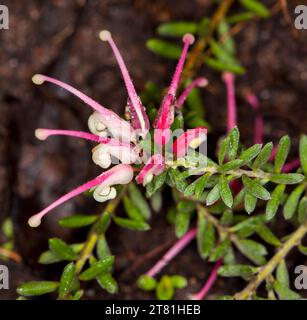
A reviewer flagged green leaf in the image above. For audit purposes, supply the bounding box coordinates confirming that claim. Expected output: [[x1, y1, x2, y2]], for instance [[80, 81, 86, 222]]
[[210, 39, 238, 65], [298, 245, 307, 256], [157, 21, 198, 37], [95, 211, 112, 234], [204, 57, 245, 74], [274, 135, 291, 173], [17, 281, 59, 297], [299, 135, 307, 175], [123, 196, 145, 222], [146, 170, 167, 197], [273, 281, 300, 300], [58, 262, 76, 299], [195, 174, 210, 198], [156, 276, 174, 300], [39, 243, 83, 265], [270, 173, 304, 185], [96, 235, 111, 260], [137, 275, 157, 291], [146, 39, 181, 59], [242, 175, 271, 200], [298, 196, 307, 224], [244, 192, 257, 214], [228, 127, 240, 160], [175, 210, 191, 238], [79, 256, 115, 281], [170, 275, 188, 289], [226, 12, 256, 24], [235, 239, 267, 265], [97, 273, 118, 294], [218, 264, 257, 279], [219, 159, 244, 172], [265, 184, 285, 220], [168, 168, 188, 192], [128, 183, 151, 220], [239, 0, 270, 18], [151, 191, 163, 213], [283, 184, 305, 220], [276, 260, 289, 288], [218, 20, 236, 55], [59, 215, 97, 228], [209, 239, 230, 262], [218, 137, 230, 165], [219, 175, 233, 208], [71, 290, 83, 300], [49, 238, 77, 261], [252, 142, 273, 169], [255, 223, 281, 246], [197, 211, 215, 259], [113, 217, 150, 231], [206, 183, 221, 206], [239, 144, 262, 164]]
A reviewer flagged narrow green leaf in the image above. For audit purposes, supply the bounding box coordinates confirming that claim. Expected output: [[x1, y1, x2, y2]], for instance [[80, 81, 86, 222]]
[[244, 192, 257, 214], [59, 262, 76, 299], [265, 185, 286, 220], [299, 135, 307, 175], [137, 275, 157, 291], [239, 0, 270, 18], [219, 175, 233, 208], [170, 275, 188, 289], [146, 170, 167, 197], [206, 183, 221, 206], [219, 159, 244, 172], [123, 196, 145, 222], [218, 20, 236, 55], [17, 281, 59, 297], [204, 57, 245, 74], [270, 173, 304, 185], [273, 281, 300, 300], [97, 273, 118, 294], [168, 168, 188, 192], [96, 235, 111, 260], [283, 184, 305, 220], [156, 276, 174, 300], [197, 211, 215, 259], [79, 256, 115, 281], [242, 175, 271, 200], [209, 239, 230, 262], [218, 137, 230, 165], [274, 135, 291, 173], [235, 239, 267, 265], [146, 39, 181, 59], [150, 191, 162, 213], [228, 127, 240, 160], [113, 217, 150, 231], [276, 260, 289, 288], [252, 142, 273, 169], [175, 210, 191, 238], [128, 183, 151, 220], [298, 196, 307, 224], [226, 12, 256, 24], [255, 223, 281, 246], [218, 264, 257, 279], [210, 39, 238, 65], [239, 144, 262, 164], [59, 214, 97, 228], [157, 21, 198, 37], [49, 238, 77, 261]]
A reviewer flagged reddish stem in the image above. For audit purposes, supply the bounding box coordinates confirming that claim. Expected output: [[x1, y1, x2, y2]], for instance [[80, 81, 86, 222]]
[[222, 72, 237, 132], [189, 258, 223, 300], [145, 228, 197, 278]]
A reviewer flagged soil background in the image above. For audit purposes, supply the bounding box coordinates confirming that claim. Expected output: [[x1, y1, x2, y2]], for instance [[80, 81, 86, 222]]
[[0, 0, 307, 300]]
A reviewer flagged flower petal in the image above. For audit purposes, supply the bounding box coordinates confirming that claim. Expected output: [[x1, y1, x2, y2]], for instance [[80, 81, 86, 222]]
[[136, 154, 165, 186]]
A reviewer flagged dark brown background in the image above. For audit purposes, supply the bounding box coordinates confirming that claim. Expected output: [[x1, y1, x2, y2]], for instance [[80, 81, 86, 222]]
[[0, 0, 307, 299]]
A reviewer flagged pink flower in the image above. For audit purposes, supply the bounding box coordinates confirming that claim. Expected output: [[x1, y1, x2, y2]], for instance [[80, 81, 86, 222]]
[[173, 127, 208, 158], [28, 164, 134, 228], [29, 30, 208, 227]]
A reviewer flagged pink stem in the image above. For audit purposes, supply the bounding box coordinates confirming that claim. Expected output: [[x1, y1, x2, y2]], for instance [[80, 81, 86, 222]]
[[168, 34, 195, 97], [176, 77, 208, 109], [222, 72, 237, 132], [146, 228, 197, 278], [190, 258, 223, 300], [245, 93, 264, 144]]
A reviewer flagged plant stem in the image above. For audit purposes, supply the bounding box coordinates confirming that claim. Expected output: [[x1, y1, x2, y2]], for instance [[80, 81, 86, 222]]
[[145, 228, 197, 278], [75, 188, 126, 274], [234, 220, 307, 300]]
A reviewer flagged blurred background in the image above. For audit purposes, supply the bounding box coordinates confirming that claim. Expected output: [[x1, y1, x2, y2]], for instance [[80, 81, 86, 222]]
[[0, 0, 307, 299]]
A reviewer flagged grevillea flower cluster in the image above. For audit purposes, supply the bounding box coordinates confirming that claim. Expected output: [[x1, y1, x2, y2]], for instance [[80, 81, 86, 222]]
[[28, 30, 208, 228]]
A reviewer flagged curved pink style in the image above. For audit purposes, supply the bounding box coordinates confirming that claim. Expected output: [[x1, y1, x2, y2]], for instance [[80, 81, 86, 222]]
[[32, 74, 134, 141], [173, 127, 208, 158], [99, 30, 149, 138], [28, 164, 134, 227], [176, 77, 208, 109], [246, 93, 264, 144], [222, 72, 237, 132], [136, 154, 165, 186], [154, 34, 195, 145]]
